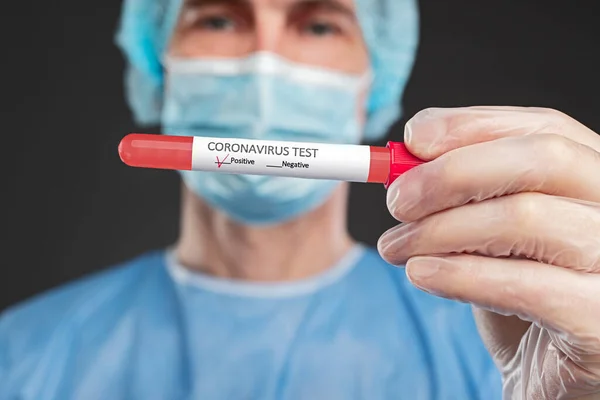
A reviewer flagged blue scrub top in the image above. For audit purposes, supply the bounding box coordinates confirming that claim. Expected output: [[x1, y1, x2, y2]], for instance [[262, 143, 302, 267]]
[[0, 245, 502, 399]]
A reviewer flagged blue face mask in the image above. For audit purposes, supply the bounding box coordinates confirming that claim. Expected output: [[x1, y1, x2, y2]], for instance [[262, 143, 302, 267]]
[[161, 52, 372, 225]]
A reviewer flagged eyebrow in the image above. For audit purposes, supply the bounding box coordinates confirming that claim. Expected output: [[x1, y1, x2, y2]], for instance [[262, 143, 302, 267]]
[[183, 0, 250, 8], [288, 0, 356, 19], [183, 0, 356, 19]]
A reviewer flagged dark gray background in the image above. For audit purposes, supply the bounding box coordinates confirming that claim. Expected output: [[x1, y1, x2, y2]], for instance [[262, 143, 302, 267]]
[[2, 0, 599, 310]]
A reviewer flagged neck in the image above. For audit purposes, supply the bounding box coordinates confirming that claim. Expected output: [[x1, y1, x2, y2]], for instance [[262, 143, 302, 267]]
[[174, 183, 355, 282]]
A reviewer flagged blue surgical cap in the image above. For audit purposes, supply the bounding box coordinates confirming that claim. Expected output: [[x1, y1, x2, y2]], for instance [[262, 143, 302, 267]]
[[114, 0, 420, 141]]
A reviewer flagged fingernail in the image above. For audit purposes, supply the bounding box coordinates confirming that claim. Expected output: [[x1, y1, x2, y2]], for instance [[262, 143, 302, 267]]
[[404, 122, 412, 145], [376, 233, 390, 255], [406, 257, 440, 283], [406, 108, 448, 157], [386, 174, 422, 221], [377, 223, 416, 266], [377, 225, 403, 258], [385, 177, 404, 210]]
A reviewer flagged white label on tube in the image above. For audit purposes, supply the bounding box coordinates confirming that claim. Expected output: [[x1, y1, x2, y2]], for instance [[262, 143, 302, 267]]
[[191, 136, 371, 182]]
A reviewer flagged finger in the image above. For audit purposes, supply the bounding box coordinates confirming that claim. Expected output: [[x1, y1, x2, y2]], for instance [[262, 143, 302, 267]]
[[386, 133, 600, 222], [403, 254, 600, 348], [404, 106, 600, 160], [378, 193, 600, 272]]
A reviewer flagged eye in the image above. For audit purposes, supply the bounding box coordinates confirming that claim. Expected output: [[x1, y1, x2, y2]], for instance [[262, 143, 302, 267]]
[[197, 15, 236, 31], [302, 21, 341, 36]]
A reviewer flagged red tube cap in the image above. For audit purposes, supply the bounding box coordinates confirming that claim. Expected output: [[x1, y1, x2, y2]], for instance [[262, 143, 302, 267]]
[[384, 141, 424, 189]]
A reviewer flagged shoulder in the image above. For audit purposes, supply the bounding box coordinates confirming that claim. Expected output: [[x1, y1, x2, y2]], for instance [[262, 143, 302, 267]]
[[1, 250, 165, 326], [0, 250, 167, 370]]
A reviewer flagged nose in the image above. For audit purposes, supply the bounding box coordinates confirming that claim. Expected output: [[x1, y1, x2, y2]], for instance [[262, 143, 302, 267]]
[[252, 10, 285, 53]]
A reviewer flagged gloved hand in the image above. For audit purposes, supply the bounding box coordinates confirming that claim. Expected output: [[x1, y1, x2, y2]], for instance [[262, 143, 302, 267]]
[[377, 106, 600, 399]]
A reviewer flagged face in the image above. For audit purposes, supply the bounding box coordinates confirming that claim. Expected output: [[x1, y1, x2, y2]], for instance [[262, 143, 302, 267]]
[[168, 0, 370, 75]]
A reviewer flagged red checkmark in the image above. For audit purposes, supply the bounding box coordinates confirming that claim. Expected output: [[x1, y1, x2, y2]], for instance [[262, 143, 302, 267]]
[[216, 154, 230, 168]]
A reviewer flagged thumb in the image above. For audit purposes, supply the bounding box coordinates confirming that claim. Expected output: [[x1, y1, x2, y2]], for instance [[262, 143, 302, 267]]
[[472, 308, 531, 370]]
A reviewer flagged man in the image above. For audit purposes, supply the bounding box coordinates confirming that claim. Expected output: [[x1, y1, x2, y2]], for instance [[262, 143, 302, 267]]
[[1, 0, 599, 399]]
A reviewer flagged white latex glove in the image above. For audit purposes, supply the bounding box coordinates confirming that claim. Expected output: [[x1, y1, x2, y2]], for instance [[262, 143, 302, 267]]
[[377, 106, 600, 399]]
